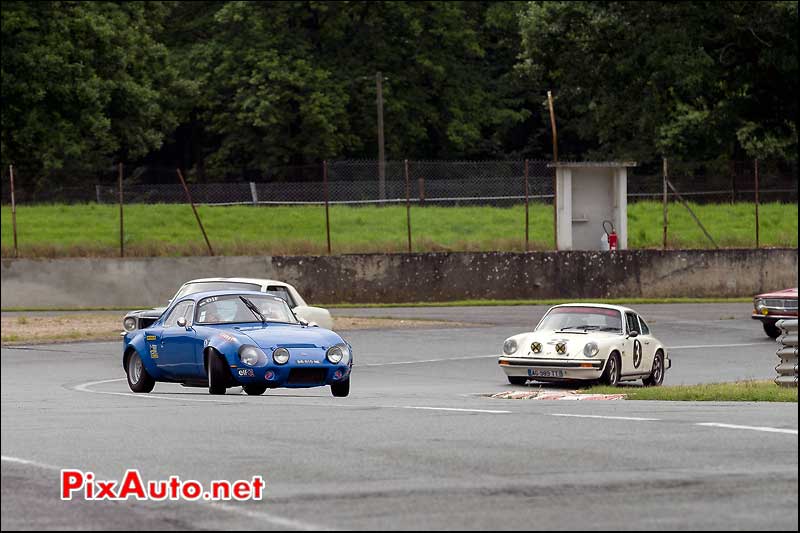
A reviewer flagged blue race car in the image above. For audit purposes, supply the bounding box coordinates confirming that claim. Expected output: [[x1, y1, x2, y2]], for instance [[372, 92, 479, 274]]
[[122, 290, 352, 397]]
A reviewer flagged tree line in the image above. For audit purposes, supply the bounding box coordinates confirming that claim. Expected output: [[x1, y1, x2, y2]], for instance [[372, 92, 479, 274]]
[[1, 1, 796, 186]]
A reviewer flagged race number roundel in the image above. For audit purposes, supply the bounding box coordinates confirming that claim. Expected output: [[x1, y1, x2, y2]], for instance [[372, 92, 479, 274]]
[[633, 339, 643, 369]]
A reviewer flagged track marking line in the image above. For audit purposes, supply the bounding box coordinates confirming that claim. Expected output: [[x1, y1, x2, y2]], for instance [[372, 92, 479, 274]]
[[667, 342, 766, 350], [696, 423, 798, 435], [0, 455, 331, 531], [73, 379, 245, 404], [359, 354, 496, 367], [1, 455, 61, 471], [399, 406, 511, 414], [73, 379, 511, 415], [550, 414, 660, 421]]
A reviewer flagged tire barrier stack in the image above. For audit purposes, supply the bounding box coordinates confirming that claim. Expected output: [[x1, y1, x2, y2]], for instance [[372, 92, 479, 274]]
[[775, 319, 798, 388]]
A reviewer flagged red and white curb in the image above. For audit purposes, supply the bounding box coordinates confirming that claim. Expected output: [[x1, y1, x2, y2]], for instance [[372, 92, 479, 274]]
[[491, 390, 627, 401]]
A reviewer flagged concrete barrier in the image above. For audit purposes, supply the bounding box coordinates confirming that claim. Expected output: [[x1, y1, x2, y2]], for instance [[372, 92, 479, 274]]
[[775, 319, 798, 388], [1, 248, 797, 308]]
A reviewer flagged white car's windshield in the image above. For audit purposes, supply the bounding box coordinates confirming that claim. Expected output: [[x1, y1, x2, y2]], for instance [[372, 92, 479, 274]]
[[195, 295, 297, 325], [174, 281, 261, 300], [537, 307, 622, 332]]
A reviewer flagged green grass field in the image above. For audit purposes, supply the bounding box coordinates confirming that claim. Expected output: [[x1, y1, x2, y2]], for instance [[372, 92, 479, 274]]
[[1, 201, 796, 257]]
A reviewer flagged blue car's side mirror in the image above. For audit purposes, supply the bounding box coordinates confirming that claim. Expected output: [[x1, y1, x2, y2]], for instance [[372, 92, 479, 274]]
[[177, 317, 188, 328]]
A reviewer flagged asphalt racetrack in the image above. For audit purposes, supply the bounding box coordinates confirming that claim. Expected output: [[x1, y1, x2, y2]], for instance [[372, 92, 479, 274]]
[[2, 303, 797, 530]]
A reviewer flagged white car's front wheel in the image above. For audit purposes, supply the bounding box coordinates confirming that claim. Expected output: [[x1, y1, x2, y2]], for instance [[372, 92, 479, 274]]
[[643, 351, 665, 387], [601, 353, 621, 386], [507, 376, 527, 386]]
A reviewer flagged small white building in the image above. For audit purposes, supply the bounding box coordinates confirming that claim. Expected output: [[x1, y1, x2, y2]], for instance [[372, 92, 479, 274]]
[[548, 161, 637, 251]]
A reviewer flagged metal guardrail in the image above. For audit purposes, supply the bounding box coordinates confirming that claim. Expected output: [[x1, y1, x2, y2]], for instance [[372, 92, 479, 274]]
[[775, 319, 798, 388]]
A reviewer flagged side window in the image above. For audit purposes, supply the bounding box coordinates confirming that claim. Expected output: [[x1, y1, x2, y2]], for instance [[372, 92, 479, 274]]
[[164, 301, 193, 328], [638, 316, 650, 335], [266, 286, 296, 308], [625, 312, 640, 334]]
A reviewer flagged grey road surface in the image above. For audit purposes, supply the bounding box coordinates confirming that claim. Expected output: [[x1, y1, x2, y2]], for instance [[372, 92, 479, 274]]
[[2, 304, 797, 530]]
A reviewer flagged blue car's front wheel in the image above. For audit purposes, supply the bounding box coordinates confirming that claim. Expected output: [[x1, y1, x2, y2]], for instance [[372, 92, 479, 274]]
[[126, 351, 155, 393], [331, 378, 350, 397], [243, 384, 268, 396], [208, 351, 228, 395]]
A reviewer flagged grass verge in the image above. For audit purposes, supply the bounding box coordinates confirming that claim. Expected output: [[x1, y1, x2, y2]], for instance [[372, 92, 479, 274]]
[[2, 201, 796, 257], [583, 380, 797, 402]]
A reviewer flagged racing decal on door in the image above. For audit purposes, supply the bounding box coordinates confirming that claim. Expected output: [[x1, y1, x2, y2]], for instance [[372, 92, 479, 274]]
[[633, 339, 642, 369]]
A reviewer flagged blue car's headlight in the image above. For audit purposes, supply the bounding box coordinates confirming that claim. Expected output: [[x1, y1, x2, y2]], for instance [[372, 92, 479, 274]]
[[239, 345, 265, 366], [326, 344, 349, 364], [123, 317, 137, 331], [273, 347, 290, 365]]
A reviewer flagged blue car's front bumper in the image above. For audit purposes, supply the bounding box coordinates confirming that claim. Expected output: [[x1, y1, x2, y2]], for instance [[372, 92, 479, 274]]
[[231, 362, 351, 388], [228, 346, 352, 388]]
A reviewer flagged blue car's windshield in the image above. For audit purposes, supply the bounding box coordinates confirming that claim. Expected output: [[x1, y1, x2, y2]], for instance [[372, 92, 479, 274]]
[[195, 295, 298, 325]]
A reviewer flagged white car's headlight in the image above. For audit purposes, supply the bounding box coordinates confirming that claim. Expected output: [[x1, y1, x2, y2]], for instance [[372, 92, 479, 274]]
[[583, 342, 599, 357], [273, 347, 290, 365], [326, 344, 349, 364], [503, 339, 518, 355], [239, 345, 264, 366], [123, 317, 137, 331]]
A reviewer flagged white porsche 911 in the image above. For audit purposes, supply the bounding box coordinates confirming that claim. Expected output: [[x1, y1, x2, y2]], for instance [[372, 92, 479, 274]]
[[498, 303, 671, 387]]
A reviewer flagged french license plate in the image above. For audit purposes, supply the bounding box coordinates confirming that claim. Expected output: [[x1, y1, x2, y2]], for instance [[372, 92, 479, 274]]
[[528, 369, 564, 378]]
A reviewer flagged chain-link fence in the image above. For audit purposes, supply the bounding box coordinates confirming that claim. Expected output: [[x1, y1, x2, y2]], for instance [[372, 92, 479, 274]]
[[2, 159, 796, 206], [1, 159, 797, 257]]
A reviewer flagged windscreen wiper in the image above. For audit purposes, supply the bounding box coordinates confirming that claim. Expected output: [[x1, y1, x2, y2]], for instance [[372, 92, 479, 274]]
[[239, 296, 266, 325]]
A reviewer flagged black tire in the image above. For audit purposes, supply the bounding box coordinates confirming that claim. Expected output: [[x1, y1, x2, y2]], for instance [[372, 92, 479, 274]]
[[208, 351, 228, 395], [508, 376, 528, 386], [763, 321, 781, 339], [243, 384, 268, 396], [126, 351, 155, 393], [642, 351, 665, 387], [601, 353, 621, 386], [331, 379, 350, 397]]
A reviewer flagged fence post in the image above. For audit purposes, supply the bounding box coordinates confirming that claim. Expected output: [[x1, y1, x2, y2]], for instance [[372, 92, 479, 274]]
[[176, 168, 214, 256], [323, 160, 331, 254], [404, 159, 412, 253], [118, 162, 124, 258], [548, 91, 559, 250], [524, 159, 530, 252], [249, 181, 258, 206], [9, 165, 18, 258], [754, 158, 760, 249], [662, 157, 668, 250], [96, 184, 102, 204], [418, 173, 425, 204]]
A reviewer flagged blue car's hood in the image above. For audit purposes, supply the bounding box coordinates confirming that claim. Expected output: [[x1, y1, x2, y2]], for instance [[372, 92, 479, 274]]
[[234, 324, 344, 349]]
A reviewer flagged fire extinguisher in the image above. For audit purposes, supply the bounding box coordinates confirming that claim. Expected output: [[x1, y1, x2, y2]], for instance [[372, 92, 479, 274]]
[[603, 220, 618, 251]]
